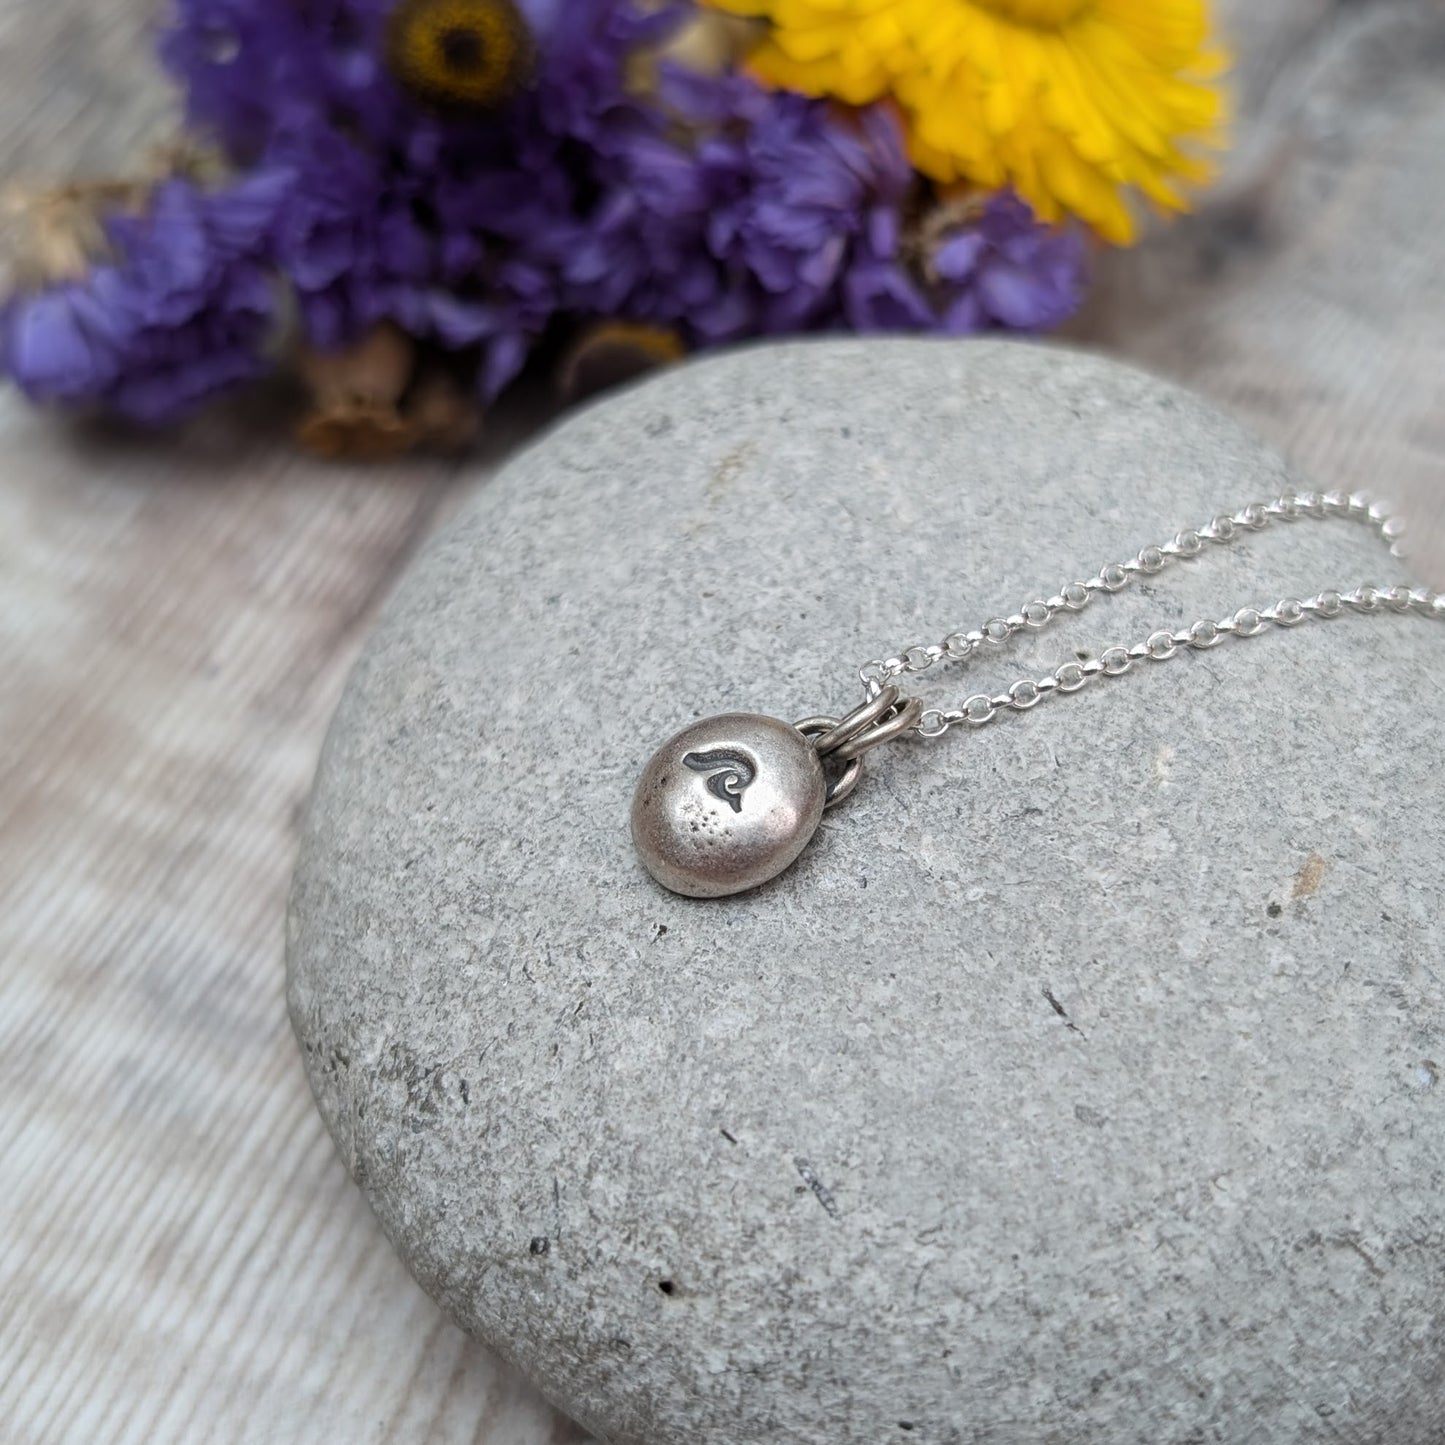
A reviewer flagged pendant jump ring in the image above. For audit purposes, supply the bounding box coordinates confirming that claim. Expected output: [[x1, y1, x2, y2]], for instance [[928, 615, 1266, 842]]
[[793, 718, 865, 809], [810, 686, 901, 758], [831, 695, 925, 761]]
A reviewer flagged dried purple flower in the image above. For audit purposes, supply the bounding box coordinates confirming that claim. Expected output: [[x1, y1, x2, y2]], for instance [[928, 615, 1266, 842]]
[[688, 83, 918, 337], [5, 0, 1089, 432], [589, 72, 1087, 345], [2, 172, 287, 422], [926, 192, 1087, 334]]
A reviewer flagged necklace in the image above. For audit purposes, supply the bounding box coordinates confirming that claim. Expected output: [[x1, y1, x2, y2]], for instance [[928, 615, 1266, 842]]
[[632, 490, 1442, 898]]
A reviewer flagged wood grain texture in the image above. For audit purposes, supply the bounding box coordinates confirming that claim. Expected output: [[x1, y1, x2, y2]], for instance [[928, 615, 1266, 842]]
[[0, 398, 588, 1445], [0, 1, 1441, 1442]]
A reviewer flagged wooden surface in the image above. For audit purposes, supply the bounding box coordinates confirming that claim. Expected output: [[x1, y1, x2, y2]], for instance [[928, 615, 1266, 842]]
[[1, 2, 1442, 1442]]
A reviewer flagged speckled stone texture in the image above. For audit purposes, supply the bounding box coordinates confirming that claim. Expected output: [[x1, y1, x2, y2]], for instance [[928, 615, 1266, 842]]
[[287, 339, 1445, 1445]]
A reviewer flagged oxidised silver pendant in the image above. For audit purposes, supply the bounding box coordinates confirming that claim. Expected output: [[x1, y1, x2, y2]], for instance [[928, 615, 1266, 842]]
[[632, 715, 826, 898], [632, 688, 921, 898]]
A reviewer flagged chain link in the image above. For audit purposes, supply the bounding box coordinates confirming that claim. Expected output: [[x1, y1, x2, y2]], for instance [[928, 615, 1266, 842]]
[[855, 491, 1442, 740]]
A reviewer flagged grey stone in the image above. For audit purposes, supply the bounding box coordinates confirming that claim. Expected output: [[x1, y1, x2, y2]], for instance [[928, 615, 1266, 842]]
[[287, 339, 1445, 1445]]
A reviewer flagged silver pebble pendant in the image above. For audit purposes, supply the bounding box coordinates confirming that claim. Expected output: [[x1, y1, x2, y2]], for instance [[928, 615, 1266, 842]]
[[632, 715, 827, 898], [632, 689, 922, 897]]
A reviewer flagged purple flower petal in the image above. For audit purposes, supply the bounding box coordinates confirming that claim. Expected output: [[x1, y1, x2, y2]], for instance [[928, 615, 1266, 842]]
[[2, 173, 281, 420], [426, 293, 498, 346], [26, 0, 1091, 426], [4, 288, 116, 401], [844, 262, 934, 332], [934, 232, 988, 283]]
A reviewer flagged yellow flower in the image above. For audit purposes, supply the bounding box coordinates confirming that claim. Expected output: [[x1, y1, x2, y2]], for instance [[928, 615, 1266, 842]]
[[385, 0, 534, 110], [703, 0, 1230, 244]]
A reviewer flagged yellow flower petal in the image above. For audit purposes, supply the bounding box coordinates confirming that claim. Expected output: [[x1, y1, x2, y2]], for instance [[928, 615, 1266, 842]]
[[705, 0, 1230, 243]]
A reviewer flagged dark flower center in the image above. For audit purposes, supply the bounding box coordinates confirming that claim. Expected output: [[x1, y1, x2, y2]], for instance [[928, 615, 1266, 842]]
[[384, 0, 534, 110], [439, 26, 484, 73]]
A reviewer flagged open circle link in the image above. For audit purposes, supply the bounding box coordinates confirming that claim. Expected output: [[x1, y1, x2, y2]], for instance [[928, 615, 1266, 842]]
[[793, 719, 864, 809], [809, 686, 902, 758], [806, 686, 926, 763], [832, 696, 924, 761], [917, 709, 951, 739]]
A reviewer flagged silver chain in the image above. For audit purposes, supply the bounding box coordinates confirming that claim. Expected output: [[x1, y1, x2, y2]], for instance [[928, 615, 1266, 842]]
[[856, 490, 1443, 741]]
